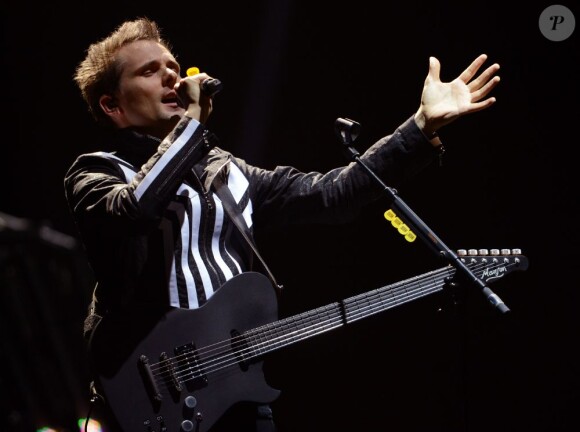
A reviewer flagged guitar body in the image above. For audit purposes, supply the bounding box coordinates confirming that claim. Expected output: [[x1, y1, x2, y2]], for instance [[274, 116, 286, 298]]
[[87, 251, 528, 431], [89, 272, 281, 432]]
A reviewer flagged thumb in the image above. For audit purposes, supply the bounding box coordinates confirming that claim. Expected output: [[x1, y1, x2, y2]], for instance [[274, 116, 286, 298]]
[[428, 56, 441, 82]]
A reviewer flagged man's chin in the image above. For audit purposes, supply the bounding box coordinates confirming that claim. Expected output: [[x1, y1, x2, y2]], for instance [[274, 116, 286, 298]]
[[158, 115, 182, 136], [169, 113, 183, 122], [137, 116, 183, 139]]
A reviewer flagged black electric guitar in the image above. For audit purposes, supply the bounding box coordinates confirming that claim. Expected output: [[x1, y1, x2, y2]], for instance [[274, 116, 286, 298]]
[[89, 249, 527, 432]]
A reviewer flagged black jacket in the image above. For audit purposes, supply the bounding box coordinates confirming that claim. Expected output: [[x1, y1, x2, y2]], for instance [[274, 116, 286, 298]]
[[64, 115, 439, 316]]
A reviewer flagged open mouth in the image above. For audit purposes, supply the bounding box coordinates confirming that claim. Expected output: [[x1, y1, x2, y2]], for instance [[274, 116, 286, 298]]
[[162, 94, 184, 108]]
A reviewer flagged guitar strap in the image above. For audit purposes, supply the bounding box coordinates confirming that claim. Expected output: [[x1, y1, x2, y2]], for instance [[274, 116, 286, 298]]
[[211, 170, 279, 432], [211, 172, 283, 297]]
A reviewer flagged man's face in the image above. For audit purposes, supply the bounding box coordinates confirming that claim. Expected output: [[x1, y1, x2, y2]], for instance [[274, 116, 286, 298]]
[[107, 40, 185, 138]]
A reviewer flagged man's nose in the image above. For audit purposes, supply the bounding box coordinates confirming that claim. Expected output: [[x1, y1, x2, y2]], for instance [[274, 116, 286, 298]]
[[163, 67, 179, 85]]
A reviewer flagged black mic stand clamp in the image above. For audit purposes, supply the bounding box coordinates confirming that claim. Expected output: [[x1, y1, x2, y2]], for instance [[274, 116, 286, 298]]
[[334, 118, 510, 314]]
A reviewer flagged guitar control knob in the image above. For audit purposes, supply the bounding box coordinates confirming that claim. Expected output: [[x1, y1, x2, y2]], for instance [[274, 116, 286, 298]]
[[181, 420, 194, 431], [184, 396, 197, 409]]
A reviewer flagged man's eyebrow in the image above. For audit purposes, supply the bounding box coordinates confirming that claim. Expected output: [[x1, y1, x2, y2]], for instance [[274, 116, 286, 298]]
[[135, 59, 160, 72], [135, 58, 180, 73], [167, 58, 180, 71]]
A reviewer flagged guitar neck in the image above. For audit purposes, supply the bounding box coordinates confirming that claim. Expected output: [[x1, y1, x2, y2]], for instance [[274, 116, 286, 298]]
[[244, 252, 526, 358], [245, 265, 452, 357]]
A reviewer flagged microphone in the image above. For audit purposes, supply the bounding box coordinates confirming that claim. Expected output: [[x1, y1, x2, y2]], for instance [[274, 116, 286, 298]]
[[201, 78, 223, 97], [186, 67, 223, 97]]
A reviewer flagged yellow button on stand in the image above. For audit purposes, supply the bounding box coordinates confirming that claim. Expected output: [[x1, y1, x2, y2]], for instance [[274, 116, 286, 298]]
[[383, 209, 416, 242]]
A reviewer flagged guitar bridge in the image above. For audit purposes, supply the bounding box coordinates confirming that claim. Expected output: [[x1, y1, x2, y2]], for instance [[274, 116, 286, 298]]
[[160, 351, 183, 392], [139, 354, 162, 403]]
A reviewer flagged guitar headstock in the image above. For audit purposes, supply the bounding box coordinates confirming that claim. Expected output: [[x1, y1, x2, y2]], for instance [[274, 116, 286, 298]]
[[456, 248, 529, 283]]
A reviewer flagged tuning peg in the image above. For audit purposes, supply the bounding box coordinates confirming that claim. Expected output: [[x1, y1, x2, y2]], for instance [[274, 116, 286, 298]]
[[456, 248, 522, 257]]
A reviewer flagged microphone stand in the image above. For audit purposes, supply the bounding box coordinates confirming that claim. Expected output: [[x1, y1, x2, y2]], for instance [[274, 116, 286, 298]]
[[335, 118, 509, 314]]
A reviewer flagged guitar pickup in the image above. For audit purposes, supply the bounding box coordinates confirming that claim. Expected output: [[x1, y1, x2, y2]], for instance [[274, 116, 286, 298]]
[[175, 342, 207, 388]]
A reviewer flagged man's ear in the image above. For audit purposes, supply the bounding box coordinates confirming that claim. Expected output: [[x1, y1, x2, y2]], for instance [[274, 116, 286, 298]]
[[99, 94, 119, 115]]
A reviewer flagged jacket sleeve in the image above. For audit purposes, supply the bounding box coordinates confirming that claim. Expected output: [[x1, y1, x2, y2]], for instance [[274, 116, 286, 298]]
[[64, 117, 210, 222], [238, 115, 440, 228]]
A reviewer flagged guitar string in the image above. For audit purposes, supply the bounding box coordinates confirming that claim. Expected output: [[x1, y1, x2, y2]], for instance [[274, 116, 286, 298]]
[[203, 258, 510, 363], [149, 258, 517, 389], [166, 262, 483, 385], [147, 264, 453, 374], [157, 264, 517, 395], [148, 258, 519, 392], [150, 270, 453, 391], [148, 258, 516, 392], [147, 266, 451, 388]]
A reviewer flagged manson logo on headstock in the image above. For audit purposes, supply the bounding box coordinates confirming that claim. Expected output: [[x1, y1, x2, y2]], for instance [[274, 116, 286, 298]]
[[481, 264, 508, 282]]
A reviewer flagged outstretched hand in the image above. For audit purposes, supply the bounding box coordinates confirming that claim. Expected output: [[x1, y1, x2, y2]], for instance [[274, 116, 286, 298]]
[[414, 54, 500, 136]]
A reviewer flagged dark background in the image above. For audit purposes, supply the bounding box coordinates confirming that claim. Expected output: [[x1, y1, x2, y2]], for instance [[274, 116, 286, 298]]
[[1, 1, 578, 431]]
